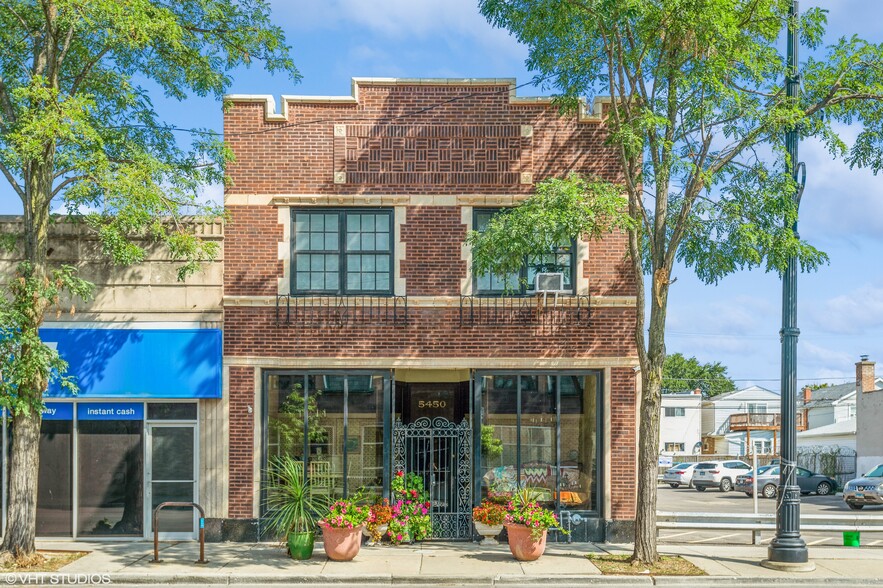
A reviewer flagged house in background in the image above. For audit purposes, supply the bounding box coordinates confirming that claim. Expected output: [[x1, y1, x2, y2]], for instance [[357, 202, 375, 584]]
[[856, 356, 883, 475], [659, 389, 703, 456], [794, 372, 880, 455], [701, 385, 804, 455], [801, 380, 867, 430]]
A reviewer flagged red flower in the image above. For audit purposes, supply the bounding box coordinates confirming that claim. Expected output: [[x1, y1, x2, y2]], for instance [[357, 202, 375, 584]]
[[396, 471, 404, 477]]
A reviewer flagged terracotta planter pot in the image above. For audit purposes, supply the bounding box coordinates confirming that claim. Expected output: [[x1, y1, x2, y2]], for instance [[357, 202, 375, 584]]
[[505, 523, 547, 561], [321, 525, 364, 561], [473, 521, 504, 545]]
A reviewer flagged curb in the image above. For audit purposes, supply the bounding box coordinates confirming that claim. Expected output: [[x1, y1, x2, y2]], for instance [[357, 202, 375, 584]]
[[6, 572, 883, 587]]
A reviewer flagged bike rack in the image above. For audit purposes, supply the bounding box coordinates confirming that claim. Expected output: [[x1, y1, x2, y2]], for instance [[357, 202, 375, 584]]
[[151, 501, 209, 564]]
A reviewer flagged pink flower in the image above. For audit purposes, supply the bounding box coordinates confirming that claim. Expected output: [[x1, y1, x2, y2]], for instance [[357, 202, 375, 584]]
[[397, 534, 403, 541]]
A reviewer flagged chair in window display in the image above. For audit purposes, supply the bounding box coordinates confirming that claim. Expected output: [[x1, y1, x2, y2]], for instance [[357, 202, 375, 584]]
[[308, 461, 332, 499]]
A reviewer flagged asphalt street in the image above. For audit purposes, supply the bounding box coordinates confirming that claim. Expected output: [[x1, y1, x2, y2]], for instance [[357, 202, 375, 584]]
[[656, 484, 883, 546]]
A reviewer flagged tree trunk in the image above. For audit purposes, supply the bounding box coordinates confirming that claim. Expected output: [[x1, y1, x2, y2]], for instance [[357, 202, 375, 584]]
[[3, 161, 53, 557], [1, 412, 41, 557], [632, 365, 663, 564], [632, 270, 670, 565]]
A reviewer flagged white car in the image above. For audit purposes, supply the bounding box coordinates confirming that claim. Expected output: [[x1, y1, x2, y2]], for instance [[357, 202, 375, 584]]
[[693, 460, 752, 492], [662, 463, 697, 488]]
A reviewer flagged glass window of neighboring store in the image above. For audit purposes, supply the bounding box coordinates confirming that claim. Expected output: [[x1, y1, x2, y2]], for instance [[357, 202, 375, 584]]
[[480, 373, 600, 513], [264, 372, 387, 503], [38, 403, 74, 536], [77, 403, 144, 537]]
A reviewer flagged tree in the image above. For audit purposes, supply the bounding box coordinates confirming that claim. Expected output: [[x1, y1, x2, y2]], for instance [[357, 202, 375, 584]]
[[663, 352, 736, 397], [476, 0, 883, 564], [0, 0, 297, 558]]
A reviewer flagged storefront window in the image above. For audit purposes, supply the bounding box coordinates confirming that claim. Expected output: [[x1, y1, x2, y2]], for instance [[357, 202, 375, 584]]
[[308, 375, 343, 498], [479, 372, 599, 513], [37, 418, 73, 536], [559, 374, 598, 512], [264, 372, 387, 503], [480, 375, 518, 500], [520, 376, 556, 507], [346, 375, 384, 495], [77, 408, 144, 536]]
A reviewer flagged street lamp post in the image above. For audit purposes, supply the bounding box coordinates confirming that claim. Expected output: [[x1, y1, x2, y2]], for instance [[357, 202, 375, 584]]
[[763, 0, 813, 571]]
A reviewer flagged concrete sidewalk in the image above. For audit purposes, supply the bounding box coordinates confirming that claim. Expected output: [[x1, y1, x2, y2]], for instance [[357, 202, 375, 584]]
[[15, 539, 883, 586]]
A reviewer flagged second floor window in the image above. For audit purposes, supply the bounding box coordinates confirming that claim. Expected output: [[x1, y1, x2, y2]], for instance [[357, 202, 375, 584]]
[[664, 407, 686, 417], [747, 402, 767, 414], [474, 209, 575, 295], [292, 209, 393, 295]]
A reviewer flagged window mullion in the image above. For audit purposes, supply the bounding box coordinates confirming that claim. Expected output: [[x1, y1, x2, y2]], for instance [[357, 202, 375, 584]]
[[339, 212, 346, 296]]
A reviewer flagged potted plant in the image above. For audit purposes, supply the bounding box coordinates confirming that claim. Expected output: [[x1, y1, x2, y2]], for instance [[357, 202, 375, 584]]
[[364, 499, 393, 545], [472, 499, 508, 545], [388, 470, 432, 544], [319, 497, 371, 561], [504, 488, 567, 561], [264, 455, 329, 560]]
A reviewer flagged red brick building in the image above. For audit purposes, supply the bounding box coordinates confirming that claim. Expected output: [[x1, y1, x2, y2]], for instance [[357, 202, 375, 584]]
[[222, 78, 638, 541]]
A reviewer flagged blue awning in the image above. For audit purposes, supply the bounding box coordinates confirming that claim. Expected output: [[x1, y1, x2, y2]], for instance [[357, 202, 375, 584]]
[[41, 328, 222, 399]]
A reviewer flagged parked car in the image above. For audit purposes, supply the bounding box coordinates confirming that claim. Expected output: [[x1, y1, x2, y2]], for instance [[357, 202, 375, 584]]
[[734, 464, 777, 495], [693, 460, 751, 492], [662, 463, 697, 488], [737, 466, 836, 498], [843, 463, 883, 510]]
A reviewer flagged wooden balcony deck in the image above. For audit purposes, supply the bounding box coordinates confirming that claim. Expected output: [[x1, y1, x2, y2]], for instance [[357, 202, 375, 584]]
[[729, 412, 807, 432]]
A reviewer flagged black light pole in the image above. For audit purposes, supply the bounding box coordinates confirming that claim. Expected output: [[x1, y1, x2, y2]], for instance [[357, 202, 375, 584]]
[[763, 0, 812, 570]]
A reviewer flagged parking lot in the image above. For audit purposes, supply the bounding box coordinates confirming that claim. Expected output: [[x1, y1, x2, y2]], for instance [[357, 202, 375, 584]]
[[656, 483, 883, 546]]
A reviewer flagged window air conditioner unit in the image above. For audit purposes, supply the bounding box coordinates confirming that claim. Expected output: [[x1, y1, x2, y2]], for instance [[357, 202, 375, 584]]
[[535, 272, 565, 293]]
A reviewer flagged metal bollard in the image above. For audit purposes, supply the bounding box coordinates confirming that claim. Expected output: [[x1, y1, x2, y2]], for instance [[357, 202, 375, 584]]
[[151, 501, 209, 565]]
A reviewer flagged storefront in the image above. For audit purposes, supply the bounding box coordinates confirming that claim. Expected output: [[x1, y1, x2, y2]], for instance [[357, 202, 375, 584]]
[[261, 368, 603, 541], [2, 326, 222, 540]]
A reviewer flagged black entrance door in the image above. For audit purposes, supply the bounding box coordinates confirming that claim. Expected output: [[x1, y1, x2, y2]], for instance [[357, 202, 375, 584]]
[[393, 382, 472, 539]]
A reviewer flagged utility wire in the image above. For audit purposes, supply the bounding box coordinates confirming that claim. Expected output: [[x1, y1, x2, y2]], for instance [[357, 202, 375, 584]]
[[107, 78, 551, 139]]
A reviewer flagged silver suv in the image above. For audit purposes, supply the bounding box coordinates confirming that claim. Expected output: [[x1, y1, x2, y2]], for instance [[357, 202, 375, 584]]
[[693, 460, 752, 492], [844, 464, 883, 510]]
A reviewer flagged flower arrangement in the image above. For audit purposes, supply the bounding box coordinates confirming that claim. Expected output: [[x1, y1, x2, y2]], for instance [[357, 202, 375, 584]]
[[319, 497, 370, 530], [505, 500, 565, 541], [472, 499, 509, 526], [366, 499, 393, 543], [387, 470, 432, 544]]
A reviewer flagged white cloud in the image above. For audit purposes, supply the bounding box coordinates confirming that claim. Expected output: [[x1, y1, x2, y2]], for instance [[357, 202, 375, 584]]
[[801, 341, 854, 372], [798, 131, 883, 242], [808, 281, 883, 335]]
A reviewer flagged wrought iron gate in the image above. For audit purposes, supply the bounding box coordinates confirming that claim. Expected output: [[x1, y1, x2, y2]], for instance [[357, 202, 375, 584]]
[[392, 417, 472, 539]]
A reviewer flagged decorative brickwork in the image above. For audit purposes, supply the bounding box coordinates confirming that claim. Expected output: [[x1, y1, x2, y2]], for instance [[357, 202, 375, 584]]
[[224, 82, 620, 195], [335, 125, 529, 186], [223, 80, 639, 527]]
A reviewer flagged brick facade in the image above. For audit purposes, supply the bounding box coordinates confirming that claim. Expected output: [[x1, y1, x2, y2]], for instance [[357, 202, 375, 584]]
[[222, 79, 638, 533]]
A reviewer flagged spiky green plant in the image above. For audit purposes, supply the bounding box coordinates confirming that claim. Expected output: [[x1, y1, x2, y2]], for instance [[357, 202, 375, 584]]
[[264, 455, 330, 537]]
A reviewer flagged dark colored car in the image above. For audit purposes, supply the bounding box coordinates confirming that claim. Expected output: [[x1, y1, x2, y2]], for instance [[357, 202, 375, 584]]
[[734, 464, 777, 495], [738, 465, 837, 499]]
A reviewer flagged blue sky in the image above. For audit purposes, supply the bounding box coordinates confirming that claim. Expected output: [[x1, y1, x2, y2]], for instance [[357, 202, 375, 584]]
[[1, 0, 881, 391]]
